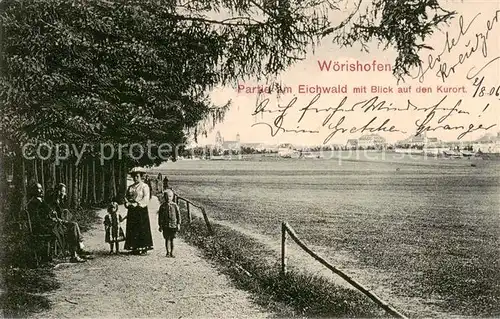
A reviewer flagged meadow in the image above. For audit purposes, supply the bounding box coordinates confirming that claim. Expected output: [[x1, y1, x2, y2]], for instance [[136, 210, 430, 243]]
[[155, 152, 500, 317]]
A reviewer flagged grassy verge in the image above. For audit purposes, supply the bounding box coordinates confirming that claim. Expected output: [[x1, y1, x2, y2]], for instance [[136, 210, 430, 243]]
[[179, 217, 389, 318], [1, 206, 100, 317], [0, 267, 59, 318], [69, 206, 102, 233]]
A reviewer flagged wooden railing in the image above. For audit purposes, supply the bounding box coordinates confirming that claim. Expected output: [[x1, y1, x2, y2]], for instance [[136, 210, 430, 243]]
[[163, 189, 406, 318], [281, 222, 408, 319], [172, 193, 213, 235]]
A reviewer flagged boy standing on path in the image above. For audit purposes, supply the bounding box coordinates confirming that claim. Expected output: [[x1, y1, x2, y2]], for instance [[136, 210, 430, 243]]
[[158, 189, 181, 257]]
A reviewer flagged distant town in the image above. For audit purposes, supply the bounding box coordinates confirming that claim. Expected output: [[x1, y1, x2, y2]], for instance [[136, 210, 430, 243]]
[[184, 131, 500, 159]]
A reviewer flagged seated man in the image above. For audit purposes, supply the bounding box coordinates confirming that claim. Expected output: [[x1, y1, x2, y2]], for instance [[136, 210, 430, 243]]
[[47, 183, 93, 259], [27, 183, 65, 260], [27, 183, 88, 263]]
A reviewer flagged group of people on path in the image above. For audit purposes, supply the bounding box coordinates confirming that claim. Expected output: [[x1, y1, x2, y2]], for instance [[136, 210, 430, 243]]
[[27, 167, 180, 263]]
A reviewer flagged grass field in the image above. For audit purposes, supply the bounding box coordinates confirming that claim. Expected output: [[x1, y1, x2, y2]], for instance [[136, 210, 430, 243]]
[[155, 152, 500, 317]]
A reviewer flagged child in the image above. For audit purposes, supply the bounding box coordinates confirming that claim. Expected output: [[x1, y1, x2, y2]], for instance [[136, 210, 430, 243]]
[[104, 202, 125, 254], [158, 189, 181, 257]]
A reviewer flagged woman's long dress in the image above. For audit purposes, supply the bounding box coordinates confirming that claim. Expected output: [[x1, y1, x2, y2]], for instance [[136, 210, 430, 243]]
[[124, 181, 153, 251]]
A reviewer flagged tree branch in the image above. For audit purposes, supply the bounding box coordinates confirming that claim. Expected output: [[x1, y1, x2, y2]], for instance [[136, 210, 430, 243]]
[[321, 0, 363, 36], [170, 14, 264, 26]]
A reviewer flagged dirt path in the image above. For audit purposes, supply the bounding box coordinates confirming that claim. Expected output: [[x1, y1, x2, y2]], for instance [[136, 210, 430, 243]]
[[33, 197, 272, 318]]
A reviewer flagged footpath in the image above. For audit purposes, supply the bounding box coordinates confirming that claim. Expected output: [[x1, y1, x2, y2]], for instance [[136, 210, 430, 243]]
[[34, 196, 272, 318]]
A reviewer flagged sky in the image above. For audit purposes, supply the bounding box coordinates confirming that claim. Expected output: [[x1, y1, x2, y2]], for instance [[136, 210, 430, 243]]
[[195, 0, 500, 146]]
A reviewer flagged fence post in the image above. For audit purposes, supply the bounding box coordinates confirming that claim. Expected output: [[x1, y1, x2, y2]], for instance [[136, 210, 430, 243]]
[[281, 222, 287, 275], [201, 207, 213, 235], [283, 222, 408, 319], [187, 201, 192, 223]]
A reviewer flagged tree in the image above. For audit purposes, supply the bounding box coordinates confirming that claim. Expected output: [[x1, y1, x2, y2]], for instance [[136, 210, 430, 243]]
[[1, 0, 456, 147], [0, 0, 456, 210], [323, 0, 455, 81], [0, 0, 331, 209], [0, 0, 335, 149]]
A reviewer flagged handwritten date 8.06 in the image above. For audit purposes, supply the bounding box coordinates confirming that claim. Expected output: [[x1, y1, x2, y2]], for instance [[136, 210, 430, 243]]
[[471, 76, 500, 99]]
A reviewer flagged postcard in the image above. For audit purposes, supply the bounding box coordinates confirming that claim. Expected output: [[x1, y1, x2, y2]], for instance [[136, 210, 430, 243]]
[[1, 1, 499, 318]]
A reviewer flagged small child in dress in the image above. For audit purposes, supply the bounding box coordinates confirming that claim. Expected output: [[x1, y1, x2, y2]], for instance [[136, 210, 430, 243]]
[[104, 202, 125, 254], [158, 189, 181, 257]]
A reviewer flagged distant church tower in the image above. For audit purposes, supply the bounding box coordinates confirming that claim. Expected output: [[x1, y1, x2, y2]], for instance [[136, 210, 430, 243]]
[[215, 131, 223, 148], [236, 133, 240, 142]]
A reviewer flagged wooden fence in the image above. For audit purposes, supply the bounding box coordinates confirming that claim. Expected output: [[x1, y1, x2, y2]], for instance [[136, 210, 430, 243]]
[[281, 222, 408, 319], [168, 191, 407, 319], [172, 193, 213, 235]]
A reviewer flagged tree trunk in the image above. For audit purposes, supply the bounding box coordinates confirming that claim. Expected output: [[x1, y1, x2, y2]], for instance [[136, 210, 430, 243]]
[[118, 162, 122, 199], [74, 165, 81, 208], [120, 160, 128, 200], [63, 161, 67, 185], [80, 163, 85, 205], [100, 162, 105, 203], [84, 161, 89, 205], [0, 150, 5, 221], [52, 161, 57, 189], [59, 162, 63, 185], [8, 148, 28, 218], [74, 164, 80, 208], [109, 159, 117, 201], [96, 162, 101, 203], [20, 157, 27, 212], [33, 159, 38, 185], [76, 165, 82, 208], [67, 162, 72, 201], [40, 160, 45, 191], [91, 159, 97, 204], [79, 165, 84, 206], [114, 160, 118, 199], [69, 163, 74, 208]]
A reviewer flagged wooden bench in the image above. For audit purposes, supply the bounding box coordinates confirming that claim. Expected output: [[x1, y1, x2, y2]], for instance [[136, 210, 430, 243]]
[[24, 209, 69, 265]]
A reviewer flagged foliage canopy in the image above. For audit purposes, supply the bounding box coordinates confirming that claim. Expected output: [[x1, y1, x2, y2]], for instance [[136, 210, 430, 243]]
[[0, 0, 455, 161]]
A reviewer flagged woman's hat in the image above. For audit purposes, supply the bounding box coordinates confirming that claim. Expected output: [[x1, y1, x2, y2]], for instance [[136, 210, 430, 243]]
[[107, 202, 118, 213], [129, 167, 146, 175]]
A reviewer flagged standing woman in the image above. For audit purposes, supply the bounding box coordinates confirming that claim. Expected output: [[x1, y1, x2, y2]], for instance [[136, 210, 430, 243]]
[[124, 167, 153, 255]]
